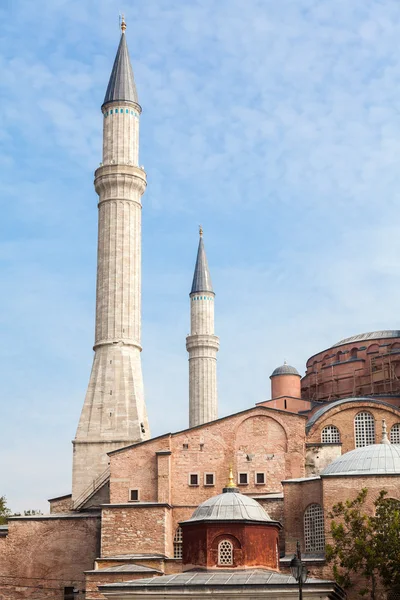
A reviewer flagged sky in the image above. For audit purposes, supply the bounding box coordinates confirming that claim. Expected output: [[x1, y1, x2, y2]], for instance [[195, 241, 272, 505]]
[[1, 0, 400, 512]]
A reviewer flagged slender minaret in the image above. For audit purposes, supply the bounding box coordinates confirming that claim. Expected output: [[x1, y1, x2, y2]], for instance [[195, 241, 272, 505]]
[[186, 227, 219, 427], [72, 18, 150, 503]]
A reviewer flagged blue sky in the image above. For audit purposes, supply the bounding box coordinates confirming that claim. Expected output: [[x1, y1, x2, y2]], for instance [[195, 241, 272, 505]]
[[2, 0, 400, 511]]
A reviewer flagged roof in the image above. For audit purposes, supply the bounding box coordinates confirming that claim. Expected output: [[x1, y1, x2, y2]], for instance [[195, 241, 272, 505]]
[[103, 32, 139, 107], [86, 564, 162, 574], [332, 330, 400, 348], [183, 490, 273, 523], [270, 363, 300, 377], [322, 443, 400, 477], [306, 397, 400, 432], [100, 569, 337, 588], [190, 234, 213, 294]]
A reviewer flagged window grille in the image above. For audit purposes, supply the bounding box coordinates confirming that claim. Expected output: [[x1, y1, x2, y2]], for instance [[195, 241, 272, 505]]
[[173, 527, 183, 559], [354, 412, 375, 448], [387, 586, 400, 600], [304, 504, 325, 553], [390, 423, 400, 444], [218, 540, 233, 565], [321, 425, 340, 444]]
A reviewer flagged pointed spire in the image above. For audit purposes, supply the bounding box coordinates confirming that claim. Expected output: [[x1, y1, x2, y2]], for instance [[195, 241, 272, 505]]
[[103, 18, 139, 107], [190, 227, 214, 294]]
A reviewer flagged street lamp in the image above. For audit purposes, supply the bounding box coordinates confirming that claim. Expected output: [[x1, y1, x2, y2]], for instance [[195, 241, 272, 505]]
[[290, 541, 308, 600]]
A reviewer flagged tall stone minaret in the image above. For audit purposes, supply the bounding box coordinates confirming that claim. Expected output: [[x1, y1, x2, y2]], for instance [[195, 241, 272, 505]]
[[72, 18, 150, 503], [186, 228, 219, 427]]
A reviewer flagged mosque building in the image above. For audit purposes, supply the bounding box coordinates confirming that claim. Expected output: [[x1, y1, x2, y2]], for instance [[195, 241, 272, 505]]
[[1, 19, 400, 600]]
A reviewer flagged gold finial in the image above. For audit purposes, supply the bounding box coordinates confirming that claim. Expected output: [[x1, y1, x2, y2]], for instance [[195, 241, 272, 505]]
[[226, 465, 235, 488], [199, 225, 203, 237], [120, 14, 127, 32]]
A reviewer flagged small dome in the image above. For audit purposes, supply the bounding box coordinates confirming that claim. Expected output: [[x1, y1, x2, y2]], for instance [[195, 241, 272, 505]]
[[270, 363, 300, 378], [186, 490, 272, 523], [322, 443, 400, 477]]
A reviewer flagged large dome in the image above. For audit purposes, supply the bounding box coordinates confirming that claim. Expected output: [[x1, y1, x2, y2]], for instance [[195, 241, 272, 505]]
[[321, 443, 400, 477], [186, 490, 272, 523]]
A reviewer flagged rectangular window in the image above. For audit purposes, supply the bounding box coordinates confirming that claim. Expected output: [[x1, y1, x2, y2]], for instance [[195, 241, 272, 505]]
[[255, 472, 265, 485], [182, 443, 189, 450], [129, 489, 139, 502], [238, 472, 248, 485], [204, 473, 215, 486], [189, 473, 199, 486], [64, 588, 75, 600]]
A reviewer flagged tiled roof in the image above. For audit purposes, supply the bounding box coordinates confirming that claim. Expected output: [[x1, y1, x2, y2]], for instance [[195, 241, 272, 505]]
[[270, 363, 300, 377]]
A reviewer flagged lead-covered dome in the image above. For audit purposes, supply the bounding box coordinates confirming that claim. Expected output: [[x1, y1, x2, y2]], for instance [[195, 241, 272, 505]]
[[270, 363, 300, 377], [321, 443, 400, 477], [186, 490, 272, 523]]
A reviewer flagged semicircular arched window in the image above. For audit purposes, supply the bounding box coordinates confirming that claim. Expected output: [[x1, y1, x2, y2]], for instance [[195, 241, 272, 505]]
[[354, 412, 375, 448], [304, 503, 325, 553], [218, 540, 233, 565], [173, 526, 183, 559], [321, 425, 341, 444], [390, 423, 400, 444]]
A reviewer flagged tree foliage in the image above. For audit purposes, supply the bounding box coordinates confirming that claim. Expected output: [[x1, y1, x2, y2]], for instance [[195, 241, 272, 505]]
[[0, 496, 11, 525], [326, 488, 400, 599]]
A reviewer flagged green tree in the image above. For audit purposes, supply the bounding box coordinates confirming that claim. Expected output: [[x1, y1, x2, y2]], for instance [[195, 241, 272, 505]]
[[326, 488, 400, 599], [0, 496, 11, 525]]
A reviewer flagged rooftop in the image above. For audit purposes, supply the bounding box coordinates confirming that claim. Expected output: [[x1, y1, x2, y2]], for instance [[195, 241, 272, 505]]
[[332, 330, 400, 348], [103, 26, 139, 107], [183, 489, 274, 523], [190, 230, 214, 294], [100, 569, 338, 588], [322, 443, 400, 477], [270, 363, 300, 377], [306, 397, 400, 432]]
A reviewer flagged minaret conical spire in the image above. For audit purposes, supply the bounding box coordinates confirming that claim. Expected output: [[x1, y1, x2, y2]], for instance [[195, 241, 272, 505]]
[[103, 17, 139, 107], [186, 228, 219, 428], [191, 226, 214, 294]]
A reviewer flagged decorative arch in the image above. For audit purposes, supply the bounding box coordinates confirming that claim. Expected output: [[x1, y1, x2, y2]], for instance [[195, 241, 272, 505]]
[[367, 343, 379, 354], [321, 425, 340, 444], [304, 503, 325, 552], [390, 423, 400, 444], [391, 342, 400, 353], [354, 411, 375, 447], [335, 351, 342, 363], [234, 414, 288, 453]]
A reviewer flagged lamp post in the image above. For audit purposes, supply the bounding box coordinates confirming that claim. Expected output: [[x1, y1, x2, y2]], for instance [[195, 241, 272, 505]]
[[290, 541, 307, 600]]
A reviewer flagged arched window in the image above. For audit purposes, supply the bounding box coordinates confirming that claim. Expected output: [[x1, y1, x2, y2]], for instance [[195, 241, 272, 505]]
[[321, 425, 341, 444], [218, 540, 233, 565], [390, 424, 400, 444], [391, 342, 400, 353], [354, 412, 375, 448], [335, 351, 342, 363], [173, 527, 183, 559], [304, 504, 325, 552], [351, 347, 358, 359]]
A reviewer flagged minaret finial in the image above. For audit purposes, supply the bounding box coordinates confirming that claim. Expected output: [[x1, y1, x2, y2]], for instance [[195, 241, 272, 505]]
[[381, 419, 391, 445], [226, 466, 235, 488], [120, 14, 127, 32], [199, 225, 203, 237]]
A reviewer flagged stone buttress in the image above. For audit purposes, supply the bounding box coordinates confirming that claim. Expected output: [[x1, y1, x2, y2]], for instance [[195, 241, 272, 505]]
[[186, 229, 219, 427], [72, 20, 150, 503]]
